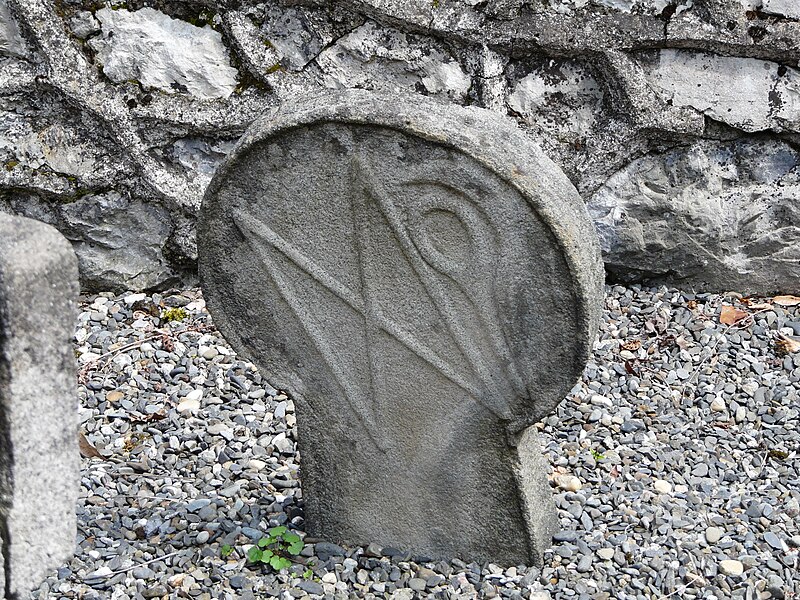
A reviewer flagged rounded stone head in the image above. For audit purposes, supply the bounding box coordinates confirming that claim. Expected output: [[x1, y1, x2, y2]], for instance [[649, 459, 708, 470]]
[[199, 89, 603, 564]]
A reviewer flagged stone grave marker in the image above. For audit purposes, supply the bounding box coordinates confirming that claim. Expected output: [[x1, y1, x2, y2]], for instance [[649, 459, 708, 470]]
[[199, 90, 603, 565], [0, 212, 80, 596]]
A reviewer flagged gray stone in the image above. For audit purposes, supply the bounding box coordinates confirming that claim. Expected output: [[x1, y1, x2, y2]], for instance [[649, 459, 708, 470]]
[[764, 531, 784, 550], [0, 0, 27, 58], [0, 212, 79, 598], [68, 10, 99, 40], [316, 21, 472, 102], [297, 580, 325, 595], [639, 50, 800, 132], [314, 541, 346, 561], [59, 191, 174, 292], [761, 0, 800, 18], [259, 5, 333, 72], [199, 89, 603, 565], [507, 58, 603, 146], [588, 138, 800, 294], [88, 7, 239, 100]]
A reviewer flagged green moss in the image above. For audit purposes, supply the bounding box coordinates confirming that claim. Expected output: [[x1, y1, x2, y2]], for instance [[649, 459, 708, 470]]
[[4, 160, 19, 171], [161, 307, 188, 323]]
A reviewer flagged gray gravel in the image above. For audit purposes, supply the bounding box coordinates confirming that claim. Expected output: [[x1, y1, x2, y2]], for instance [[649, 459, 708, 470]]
[[34, 285, 799, 599]]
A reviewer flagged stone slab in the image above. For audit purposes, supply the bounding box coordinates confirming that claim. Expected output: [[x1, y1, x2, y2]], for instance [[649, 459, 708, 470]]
[[199, 89, 603, 565], [0, 212, 80, 597]]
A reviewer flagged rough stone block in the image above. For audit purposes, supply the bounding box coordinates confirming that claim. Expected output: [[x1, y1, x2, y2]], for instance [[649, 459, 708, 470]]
[[589, 138, 800, 294], [0, 212, 80, 598], [199, 90, 603, 564]]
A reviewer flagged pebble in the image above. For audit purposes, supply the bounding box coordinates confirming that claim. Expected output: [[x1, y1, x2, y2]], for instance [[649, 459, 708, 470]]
[[552, 530, 578, 543], [653, 479, 672, 494], [45, 285, 800, 600], [764, 531, 784, 550], [554, 475, 582, 492], [408, 578, 426, 591], [597, 548, 615, 560], [297, 580, 324, 595], [705, 527, 724, 544], [132, 566, 155, 580], [576, 555, 592, 572], [177, 398, 201, 412], [719, 559, 744, 576]]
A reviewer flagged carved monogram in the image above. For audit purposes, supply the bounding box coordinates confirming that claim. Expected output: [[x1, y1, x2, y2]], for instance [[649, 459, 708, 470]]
[[232, 155, 527, 450]]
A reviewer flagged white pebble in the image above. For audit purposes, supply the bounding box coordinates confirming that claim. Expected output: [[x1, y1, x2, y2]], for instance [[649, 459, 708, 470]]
[[710, 397, 726, 412], [87, 566, 113, 577], [705, 527, 724, 544], [185, 388, 203, 402], [597, 548, 615, 560], [554, 475, 582, 492], [200, 346, 218, 360], [719, 559, 744, 576], [177, 398, 201, 413], [653, 479, 672, 494]]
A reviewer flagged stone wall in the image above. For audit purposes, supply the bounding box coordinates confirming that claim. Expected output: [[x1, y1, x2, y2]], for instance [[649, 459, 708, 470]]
[[1, 0, 798, 294]]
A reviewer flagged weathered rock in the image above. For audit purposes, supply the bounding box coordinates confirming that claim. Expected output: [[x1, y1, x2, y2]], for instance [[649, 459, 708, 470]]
[[89, 7, 239, 100], [588, 138, 800, 294], [0, 212, 79, 598], [259, 5, 333, 72], [59, 191, 174, 291], [316, 21, 472, 101], [199, 90, 603, 564], [0, 112, 110, 181], [0, 0, 26, 58], [67, 10, 100, 40], [507, 59, 603, 142], [639, 50, 800, 133], [761, 0, 800, 19], [170, 138, 238, 190]]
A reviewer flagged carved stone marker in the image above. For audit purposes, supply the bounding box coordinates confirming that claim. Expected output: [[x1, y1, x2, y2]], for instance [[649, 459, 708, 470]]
[[0, 212, 80, 596], [199, 90, 603, 565]]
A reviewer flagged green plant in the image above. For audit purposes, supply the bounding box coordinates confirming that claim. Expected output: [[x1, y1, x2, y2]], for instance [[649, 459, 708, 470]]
[[247, 526, 304, 571], [220, 544, 234, 558], [590, 448, 605, 461], [161, 307, 188, 323]]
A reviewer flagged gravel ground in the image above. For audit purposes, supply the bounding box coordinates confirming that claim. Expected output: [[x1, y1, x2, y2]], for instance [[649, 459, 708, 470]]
[[34, 285, 799, 600]]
